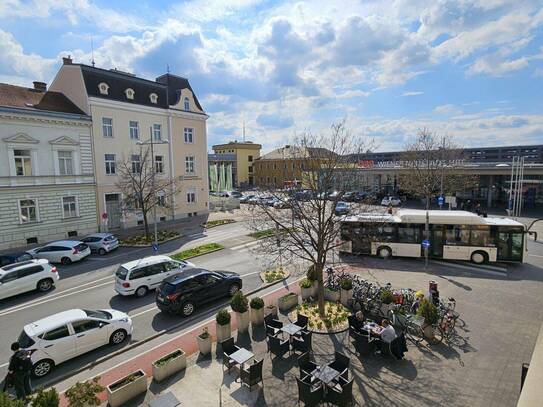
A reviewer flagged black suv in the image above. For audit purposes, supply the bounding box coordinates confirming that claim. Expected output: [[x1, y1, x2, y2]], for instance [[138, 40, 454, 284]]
[[156, 268, 242, 316]]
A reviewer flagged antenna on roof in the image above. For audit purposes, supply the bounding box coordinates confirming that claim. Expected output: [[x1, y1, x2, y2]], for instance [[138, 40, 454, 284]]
[[167, 64, 170, 74], [242, 120, 246, 142], [90, 35, 95, 67]]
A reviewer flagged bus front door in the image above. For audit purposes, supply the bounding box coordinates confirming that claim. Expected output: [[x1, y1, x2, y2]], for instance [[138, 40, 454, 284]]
[[497, 230, 524, 262]]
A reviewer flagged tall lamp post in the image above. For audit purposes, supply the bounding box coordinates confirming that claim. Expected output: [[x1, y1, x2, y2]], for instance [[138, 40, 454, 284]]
[[137, 128, 169, 250]]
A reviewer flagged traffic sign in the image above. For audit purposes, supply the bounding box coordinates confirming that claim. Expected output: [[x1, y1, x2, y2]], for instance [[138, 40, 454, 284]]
[[437, 196, 444, 207], [152, 243, 159, 253], [422, 239, 430, 248]]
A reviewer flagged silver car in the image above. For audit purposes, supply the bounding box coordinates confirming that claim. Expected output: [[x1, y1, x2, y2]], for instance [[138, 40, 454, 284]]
[[81, 233, 119, 255]]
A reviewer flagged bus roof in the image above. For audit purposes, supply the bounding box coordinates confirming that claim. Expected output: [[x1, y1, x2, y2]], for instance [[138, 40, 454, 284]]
[[343, 209, 524, 228]]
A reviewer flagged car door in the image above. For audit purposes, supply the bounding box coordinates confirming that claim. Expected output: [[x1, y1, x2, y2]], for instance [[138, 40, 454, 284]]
[[0, 271, 19, 300], [52, 246, 69, 263], [145, 263, 167, 289], [71, 319, 109, 355], [197, 273, 225, 303], [16, 265, 44, 293], [164, 261, 183, 278], [35, 247, 53, 261], [39, 325, 76, 364]]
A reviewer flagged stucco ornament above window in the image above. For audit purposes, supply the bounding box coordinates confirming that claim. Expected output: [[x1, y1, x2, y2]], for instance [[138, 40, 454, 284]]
[[98, 82, 110, 95], [125, 88, 135, 100], [150, 93, 158, 104]]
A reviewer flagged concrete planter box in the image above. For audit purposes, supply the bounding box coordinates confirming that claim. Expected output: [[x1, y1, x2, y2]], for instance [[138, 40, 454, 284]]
[[380, 303, 394, 317], [340, 288, 353, 306], [250, 307, 264, 326], [324, 288, 340, 302], [265, 304, 278, 317], [301, 286, 313, 301], [106, 369, 147, 407], [216, 322, 232, 342], [197, 333, 212, 355], [235, 310, 250, 333], [278, 293, 299, 312], [423, 324, 436, 341], [152, 349, 186, 382]]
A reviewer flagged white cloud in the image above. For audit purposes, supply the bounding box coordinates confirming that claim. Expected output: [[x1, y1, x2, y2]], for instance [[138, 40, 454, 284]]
[[401, 91, 423, 96], [469, 54, 529, 76], [434, 104, 463, 115]]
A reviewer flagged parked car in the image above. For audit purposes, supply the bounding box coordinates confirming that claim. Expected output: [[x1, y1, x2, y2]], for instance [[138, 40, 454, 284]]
[[328, 191, 341, 200], [19, 308, 133, 377], [342, 191, 357, 202], [156, 268, 242, 317], [274, 197, 293, 209], [27, 241, 91, 265], [115, 255, 195, 297], [81, 233, 119, 255], [240, 194, 255, 203], [334, 201, 350, 216], [381, 196, 402, 206], [0, 259, 59, 300], [0, 252, 33, 267]]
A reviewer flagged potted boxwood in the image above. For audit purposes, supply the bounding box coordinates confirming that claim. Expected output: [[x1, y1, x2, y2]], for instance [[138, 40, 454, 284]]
[[340, 278, 353, 306], [299, 278, 313, 300], [250, 297, 265, 326], [152, 349, 186, 382], [231, 291, 250, 333], [324, 285, 340, 302], [216, 308, 232, 342], [278, 292, 299, 312], [265, 303, 278, 317], [417, 299, 438, 340], [307, 265, 318, 297], [380, 289, 394, 316], [106, 370, 147, 407], [65, 377, 104, 407], [197, 327, 212, 355]]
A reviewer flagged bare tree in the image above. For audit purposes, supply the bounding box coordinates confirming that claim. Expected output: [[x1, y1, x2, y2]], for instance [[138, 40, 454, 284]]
[[398, 128, 478, 266], [116, 146, 179, 239], [247, 121, 375, 316]]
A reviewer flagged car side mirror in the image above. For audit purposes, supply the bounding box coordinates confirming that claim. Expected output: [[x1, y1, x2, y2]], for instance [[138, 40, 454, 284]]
[[99, 323, 104, 329]]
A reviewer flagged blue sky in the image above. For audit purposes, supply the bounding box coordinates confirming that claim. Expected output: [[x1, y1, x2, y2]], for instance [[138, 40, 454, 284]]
[[1, 0, 542, 152]]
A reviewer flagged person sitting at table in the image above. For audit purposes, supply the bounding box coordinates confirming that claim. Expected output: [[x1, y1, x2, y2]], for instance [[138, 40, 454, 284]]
[[379, 319, 397, 344]]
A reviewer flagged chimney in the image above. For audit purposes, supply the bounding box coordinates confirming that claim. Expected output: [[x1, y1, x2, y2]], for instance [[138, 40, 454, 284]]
[[33, 81, 47, 92], [62, 56, 73, 65]]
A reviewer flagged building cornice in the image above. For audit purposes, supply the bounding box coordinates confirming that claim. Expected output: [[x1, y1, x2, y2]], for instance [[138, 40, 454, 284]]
[[0, 107, 91, 127]]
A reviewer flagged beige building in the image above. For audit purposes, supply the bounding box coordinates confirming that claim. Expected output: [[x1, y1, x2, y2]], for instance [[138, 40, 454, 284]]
[[212, 141, 261, 187], [50, 57, 209, 230]]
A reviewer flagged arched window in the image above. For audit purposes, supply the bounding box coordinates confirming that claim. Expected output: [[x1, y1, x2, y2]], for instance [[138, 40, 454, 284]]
[[125, 88, 135, 100], [98, 82, 109, 95], [184, 97, 190, 111], [149, 93, 158, 104]]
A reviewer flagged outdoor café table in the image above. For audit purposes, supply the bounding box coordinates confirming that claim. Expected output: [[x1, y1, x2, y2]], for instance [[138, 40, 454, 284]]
[[281, 322, 303, 340], [310, 365, 341, 386], [229, 348, 254, 380], [363, 321, 384, 337]]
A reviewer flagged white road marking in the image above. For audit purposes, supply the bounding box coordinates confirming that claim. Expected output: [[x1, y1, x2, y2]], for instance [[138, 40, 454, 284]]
[[528, 253, 543, 258], [0, 362, 7, 368], [230, 241, 260, 251]]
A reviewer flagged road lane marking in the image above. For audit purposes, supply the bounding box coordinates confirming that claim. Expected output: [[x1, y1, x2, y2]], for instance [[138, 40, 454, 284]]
[[528, 253, 543, 258], [0, 362, 7, 368], [230, 241, 260, 251], [130, 307, 158, 318]]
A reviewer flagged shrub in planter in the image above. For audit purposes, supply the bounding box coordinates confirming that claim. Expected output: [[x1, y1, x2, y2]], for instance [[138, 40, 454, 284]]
[[0, 392, 24, 407], [299, 278, 313, 300], [250, 297, 265, 325], [324, 286, 340, 302], [231, 291, 250, 333], [66, 377, 104, 407], [152, 349, 186, 382], [197, 327, 212, 355], [216, 308, 232, 342], [306, 265, 317, 281], [278, 293, 299, 312], [417, 299, 438, 339], [340, 278, 353, 306], [106, 370, 147, 407], [380, 289, 394, 316], [32, 387, 59, 407], [265, 303, 278, 317]]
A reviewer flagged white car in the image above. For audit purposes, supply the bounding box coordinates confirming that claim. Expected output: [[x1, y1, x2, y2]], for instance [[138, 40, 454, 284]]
[[381, 196, 402, 207], [19, 308, 133, 377], [81, 233, 119, 255], [28, 240, 91, 265], [115, 255, 195, 297], [0, 259, 59, 300]]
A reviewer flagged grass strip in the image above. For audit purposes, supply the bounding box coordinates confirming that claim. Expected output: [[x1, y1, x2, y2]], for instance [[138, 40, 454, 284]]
[[171, 243, 224, 260]]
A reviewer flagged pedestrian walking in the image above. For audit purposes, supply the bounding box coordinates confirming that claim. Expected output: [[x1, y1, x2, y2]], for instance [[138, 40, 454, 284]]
[[8, 342, 33, 400]]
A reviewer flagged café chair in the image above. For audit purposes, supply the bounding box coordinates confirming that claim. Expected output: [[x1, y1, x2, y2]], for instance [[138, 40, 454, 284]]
[[265, 314, 283, 336], [294, 314, 309, 330], [297, 351, 318, 379], [352, 330, 373, 356], [325, 376, 354, 407], [221, 337, 240, 372], [267, 334, 290, 359], [240, 359, 264, 391], [296, 376, 324, 407], [327, 351, 350, 380], [293, 331, 312, 353]]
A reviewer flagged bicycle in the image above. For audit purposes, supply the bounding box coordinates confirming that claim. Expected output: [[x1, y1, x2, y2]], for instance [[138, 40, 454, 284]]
[[389, 309, 425, 344], [435, 297, 459, 342]]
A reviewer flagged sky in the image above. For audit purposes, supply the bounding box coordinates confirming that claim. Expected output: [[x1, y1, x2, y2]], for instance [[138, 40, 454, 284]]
[[1, 0, 543, 153]]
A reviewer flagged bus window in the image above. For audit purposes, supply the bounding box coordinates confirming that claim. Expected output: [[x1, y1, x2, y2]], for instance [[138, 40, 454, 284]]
[[376, 225, 395, 242], [511, 233, 523, 260], [446, 225, 469, 245], [398, 225, 420, 243], [470, 226, 493, 247]]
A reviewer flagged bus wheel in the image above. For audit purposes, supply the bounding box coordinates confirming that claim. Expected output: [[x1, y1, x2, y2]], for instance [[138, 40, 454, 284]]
[[471, 251, 487, 265], [378, 246, 392, 259]]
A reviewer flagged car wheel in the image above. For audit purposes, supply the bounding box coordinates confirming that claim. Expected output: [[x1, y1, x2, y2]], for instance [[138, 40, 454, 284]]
[[378, 246, 392, 259], [471, 251, 487, 265], [37, 278, 53, 292], [61, 257, 72, 265], [228, 283, 240, 296], [181, 301, 195, 317], [135, 286, 148, 297], [98, 248, 106, 255], [32, 359, 54, 377], [109, 329, 127, 345]]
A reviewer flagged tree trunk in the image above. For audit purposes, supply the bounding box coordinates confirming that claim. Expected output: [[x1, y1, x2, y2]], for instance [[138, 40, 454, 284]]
[[316, 263, 325, 316], [142, 209, 150, 239], [425, 194, 430, 268]]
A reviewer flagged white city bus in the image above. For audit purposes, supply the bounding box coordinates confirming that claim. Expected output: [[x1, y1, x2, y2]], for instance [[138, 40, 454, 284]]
[[339, 209, 526, 264]]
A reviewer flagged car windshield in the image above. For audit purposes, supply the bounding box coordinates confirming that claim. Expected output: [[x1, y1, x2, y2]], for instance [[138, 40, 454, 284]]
[[18, 330, 35, 348], [75, 243, 88, 251], [161, 283, 177, 295], [116, 266, 128, 279], [104, 235, 116, 241], [84, 309, 112, 320]]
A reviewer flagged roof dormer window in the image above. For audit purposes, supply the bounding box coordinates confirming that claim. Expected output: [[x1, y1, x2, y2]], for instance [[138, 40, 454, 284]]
[[184, 97, 190, 111], [125, 88, 135, 100], [98, 82, 109, 95], [150, 93, 158, 104]]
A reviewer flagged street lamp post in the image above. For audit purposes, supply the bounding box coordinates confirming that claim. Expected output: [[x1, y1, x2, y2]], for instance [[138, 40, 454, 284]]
[[137, 128, 169, 251]]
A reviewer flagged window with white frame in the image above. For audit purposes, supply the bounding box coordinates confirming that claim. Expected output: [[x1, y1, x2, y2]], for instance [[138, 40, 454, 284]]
[[184, 97, 190, 111], [14, 149, 32, 176], [184, 127, 193, 143], [153, 124, 162, 141], [19, 199, 37, 223], [125, 88, 135, 100], [131, 154, 141, 174], [98, 82, 109, 95], [149, 93, 158, 104], [105, 154, 116, 175], [129, 121, 139, 140], [155, 155, 164, 173], [187, 188, 196, 203], [185, 156, 195, 174], [62, 196, 78, 218], [102, 118, 113, 137], [58, 151, 74, 175]]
